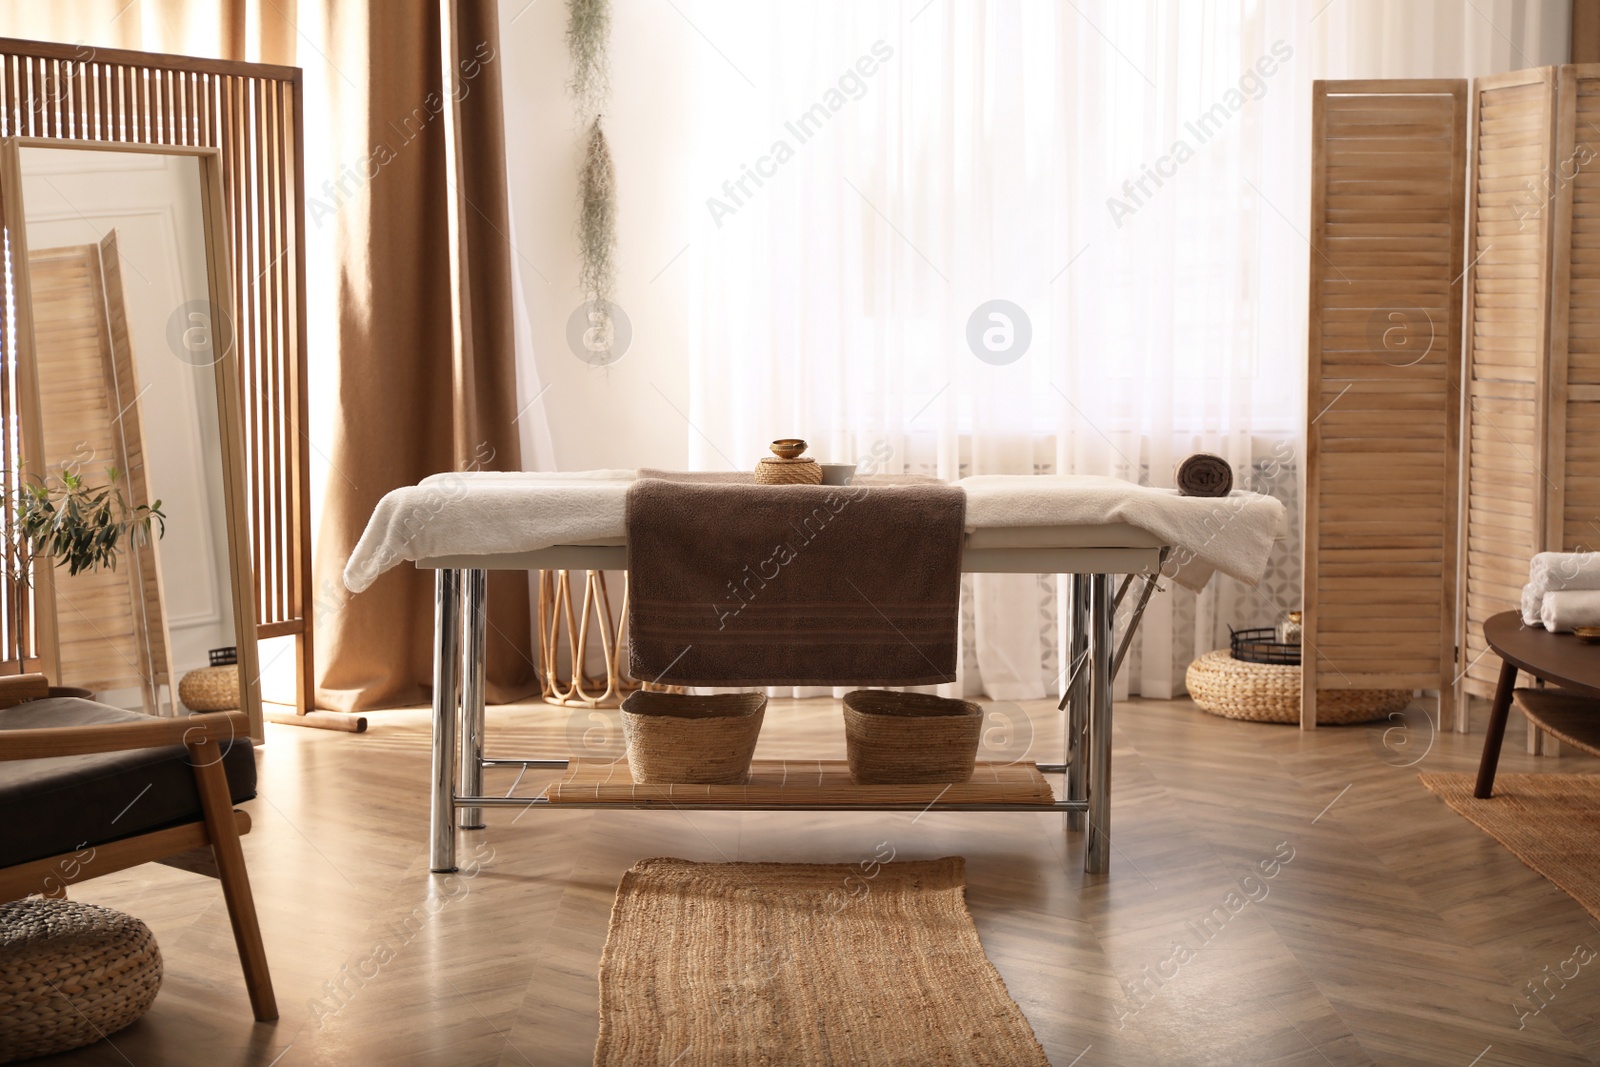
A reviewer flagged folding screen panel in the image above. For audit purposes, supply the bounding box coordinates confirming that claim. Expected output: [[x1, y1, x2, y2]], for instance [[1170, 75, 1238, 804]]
[[28, 237, 173, 709], [1550, 67, 1600, 588], [1456, 69, 1559, 718], [1303, 80, 1466, 728]]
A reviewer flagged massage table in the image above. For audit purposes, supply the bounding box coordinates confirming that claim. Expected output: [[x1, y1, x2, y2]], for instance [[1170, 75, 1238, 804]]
[[346, 472, 1284, 878]]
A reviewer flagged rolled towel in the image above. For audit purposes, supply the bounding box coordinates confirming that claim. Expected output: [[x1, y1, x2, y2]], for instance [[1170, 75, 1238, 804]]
[[1522, 583, 1542, 626], [1528, 551, 1600, 597], [1175, 453, 1233, 497], [1540, 589, 1600, 632]]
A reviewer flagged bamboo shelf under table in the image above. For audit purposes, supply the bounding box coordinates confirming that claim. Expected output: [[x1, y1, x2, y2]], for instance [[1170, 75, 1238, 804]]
[[419, 530, 1170, 877], [542, 759, 1057, 807]]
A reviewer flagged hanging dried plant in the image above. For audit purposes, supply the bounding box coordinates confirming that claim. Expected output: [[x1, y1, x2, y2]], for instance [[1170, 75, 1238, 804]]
[[566, 0, 611, 116], [579, 117, 617, 311]]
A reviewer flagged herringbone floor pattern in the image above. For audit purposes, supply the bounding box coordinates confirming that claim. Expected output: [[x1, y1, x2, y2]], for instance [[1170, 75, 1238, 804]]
[[33, 695, 1600, 1066]]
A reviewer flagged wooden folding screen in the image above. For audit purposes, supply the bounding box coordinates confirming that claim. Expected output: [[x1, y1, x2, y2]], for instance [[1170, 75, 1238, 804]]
[[0, 37, 314, 719], [28, 237, 173, 710], [1551, 67, 1600, 598], [1456, 70, 1560, 721], [1303, 80, 1466, 728]]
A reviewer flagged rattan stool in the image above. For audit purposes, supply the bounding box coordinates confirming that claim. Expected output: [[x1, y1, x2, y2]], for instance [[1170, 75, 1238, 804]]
[[177, 665, 239, 711], [0, 899, 162, 1062], [1185, 650, 1409, 725]]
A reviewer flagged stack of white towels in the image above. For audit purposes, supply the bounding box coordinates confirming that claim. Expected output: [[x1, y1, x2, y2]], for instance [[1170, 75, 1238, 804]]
[[1522, 552, 1600, 631]]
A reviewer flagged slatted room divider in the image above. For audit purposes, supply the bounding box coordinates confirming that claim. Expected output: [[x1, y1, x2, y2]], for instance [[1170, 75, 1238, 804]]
[[0, 37, 314, 718], [1456, 69, 1559, 721], [1303, 80, 1466, 729], [1308, 67, 1600, 734]]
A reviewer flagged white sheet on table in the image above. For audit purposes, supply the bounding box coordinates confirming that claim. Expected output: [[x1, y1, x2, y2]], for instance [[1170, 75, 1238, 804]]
[[958, 474, 1285, 591], [344, 470, 1287, 595], [343, 470, 633, 593]]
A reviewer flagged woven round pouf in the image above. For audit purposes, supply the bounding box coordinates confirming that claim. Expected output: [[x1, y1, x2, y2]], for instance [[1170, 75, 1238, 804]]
[[1185, 650, 1409, 725], [0, 899, 162, 1063], [178, 665, 239, 711]]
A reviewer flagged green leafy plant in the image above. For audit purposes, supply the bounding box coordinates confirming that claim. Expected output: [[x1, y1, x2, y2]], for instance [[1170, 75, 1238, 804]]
[[13, 468, 165, 580]]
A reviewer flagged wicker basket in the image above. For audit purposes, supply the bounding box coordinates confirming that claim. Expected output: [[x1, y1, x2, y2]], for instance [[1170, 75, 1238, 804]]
[[1185, 650, 1410, 725], [0, 899, 162, 1063], [178, 665, 240, 712], [843, 690, 983, 784], [621, 691, 766, 784], [755, 457, 823, 485]]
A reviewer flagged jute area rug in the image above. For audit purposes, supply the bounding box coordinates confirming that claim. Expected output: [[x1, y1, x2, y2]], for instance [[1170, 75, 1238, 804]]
[[1421, 772, 1600, 920], [594, 856, 1048, 1067]]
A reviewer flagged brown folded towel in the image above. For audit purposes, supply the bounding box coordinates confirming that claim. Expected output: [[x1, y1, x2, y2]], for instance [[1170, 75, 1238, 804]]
[[1175, 453, 1233, 497], [637, 469, 941, 485], [626, 478, 965, 686]]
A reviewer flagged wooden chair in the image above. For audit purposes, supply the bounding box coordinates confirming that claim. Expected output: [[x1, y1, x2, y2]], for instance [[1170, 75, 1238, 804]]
[[0, 673, 277, 1021]]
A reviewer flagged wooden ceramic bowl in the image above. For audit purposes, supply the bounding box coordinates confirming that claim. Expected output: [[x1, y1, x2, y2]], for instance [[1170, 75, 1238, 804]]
[[770, 438, 807, 459], [1574, 626, 1600, 644]]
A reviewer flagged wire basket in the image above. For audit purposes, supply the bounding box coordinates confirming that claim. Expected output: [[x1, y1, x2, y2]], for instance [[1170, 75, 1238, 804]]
[[1229, 626, 1301, 666]]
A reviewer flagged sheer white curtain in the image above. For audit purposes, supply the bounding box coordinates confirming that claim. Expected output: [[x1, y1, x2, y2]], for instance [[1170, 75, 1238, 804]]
[[680, 0, 1569, 702]]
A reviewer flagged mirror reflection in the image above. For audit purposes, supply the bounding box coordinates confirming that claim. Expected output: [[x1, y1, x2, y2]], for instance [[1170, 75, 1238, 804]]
[[11, 143, 246, 717]]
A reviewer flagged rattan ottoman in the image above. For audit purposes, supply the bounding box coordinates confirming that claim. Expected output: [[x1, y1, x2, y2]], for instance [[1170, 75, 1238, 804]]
[[177, 665, 239, 711], [1185, 650, 1409, 725], [0, 899, 162, 1062]]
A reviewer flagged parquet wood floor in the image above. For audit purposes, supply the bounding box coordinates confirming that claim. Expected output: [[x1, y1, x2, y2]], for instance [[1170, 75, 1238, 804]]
[[32, 695, 1600, 1066]]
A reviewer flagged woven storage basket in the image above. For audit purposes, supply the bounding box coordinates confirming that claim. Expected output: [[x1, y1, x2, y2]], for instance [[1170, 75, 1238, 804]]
[[178, 665, 239, 711], [1185, 650, 1410, 725], [755, 457, 823, 485], [0, 899, 162, 1063], [621, 691, 766, 784], [843, 690, 983, 784]]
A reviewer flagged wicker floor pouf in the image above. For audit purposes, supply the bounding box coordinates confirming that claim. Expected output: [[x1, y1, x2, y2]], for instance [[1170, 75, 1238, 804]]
[[0, 899, 162, 1063], [1185, 650, 1410, 725], [178, 665, 239, 711]]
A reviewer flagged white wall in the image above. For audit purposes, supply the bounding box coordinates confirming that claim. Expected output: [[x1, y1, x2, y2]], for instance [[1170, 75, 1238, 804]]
[[498, 0, 704, 471]]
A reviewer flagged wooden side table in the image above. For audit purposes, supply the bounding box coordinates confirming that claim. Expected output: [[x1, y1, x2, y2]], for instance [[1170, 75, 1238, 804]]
[[1473, 611, 1600, 797]]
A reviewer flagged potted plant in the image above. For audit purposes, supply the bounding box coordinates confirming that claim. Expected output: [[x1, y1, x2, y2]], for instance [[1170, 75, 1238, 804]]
[[4, 467, 165, 692]]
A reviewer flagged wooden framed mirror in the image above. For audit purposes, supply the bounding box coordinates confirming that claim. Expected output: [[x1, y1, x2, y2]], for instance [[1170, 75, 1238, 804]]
[[1, 137, 262, 735]]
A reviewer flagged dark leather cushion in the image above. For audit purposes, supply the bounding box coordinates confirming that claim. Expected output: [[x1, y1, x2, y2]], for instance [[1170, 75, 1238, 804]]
[[0, 697, 257, 867]]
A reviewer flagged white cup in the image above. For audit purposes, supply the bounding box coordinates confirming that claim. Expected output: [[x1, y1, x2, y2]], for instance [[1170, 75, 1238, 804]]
[[820, 463, 856, 486]]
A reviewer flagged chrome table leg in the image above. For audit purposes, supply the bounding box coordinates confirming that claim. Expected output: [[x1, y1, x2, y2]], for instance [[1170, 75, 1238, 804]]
[[458, 569, 489, 830], [1085, 572, 1113, 875], [430, 568, 463, 873], [1065, 573, 1089, 831]]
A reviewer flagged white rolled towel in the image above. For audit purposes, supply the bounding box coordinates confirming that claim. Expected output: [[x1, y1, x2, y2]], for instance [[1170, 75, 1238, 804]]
[[1540, 589, 1600, 632], [1522, 583, 1542, 626], [1529, 552, 1600, 597]]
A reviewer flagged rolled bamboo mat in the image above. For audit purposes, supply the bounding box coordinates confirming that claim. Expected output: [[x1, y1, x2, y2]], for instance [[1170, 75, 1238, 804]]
[[543, 758, 1055, 806], [1421, 772, 1600, 921], [595, 856, 1048, 1066]]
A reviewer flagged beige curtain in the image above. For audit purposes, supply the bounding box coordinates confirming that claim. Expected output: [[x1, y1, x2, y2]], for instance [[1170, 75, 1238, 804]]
[[311, 0, 536, 712], [10, 0, 537, 712], [0, 1, 298, 66]]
